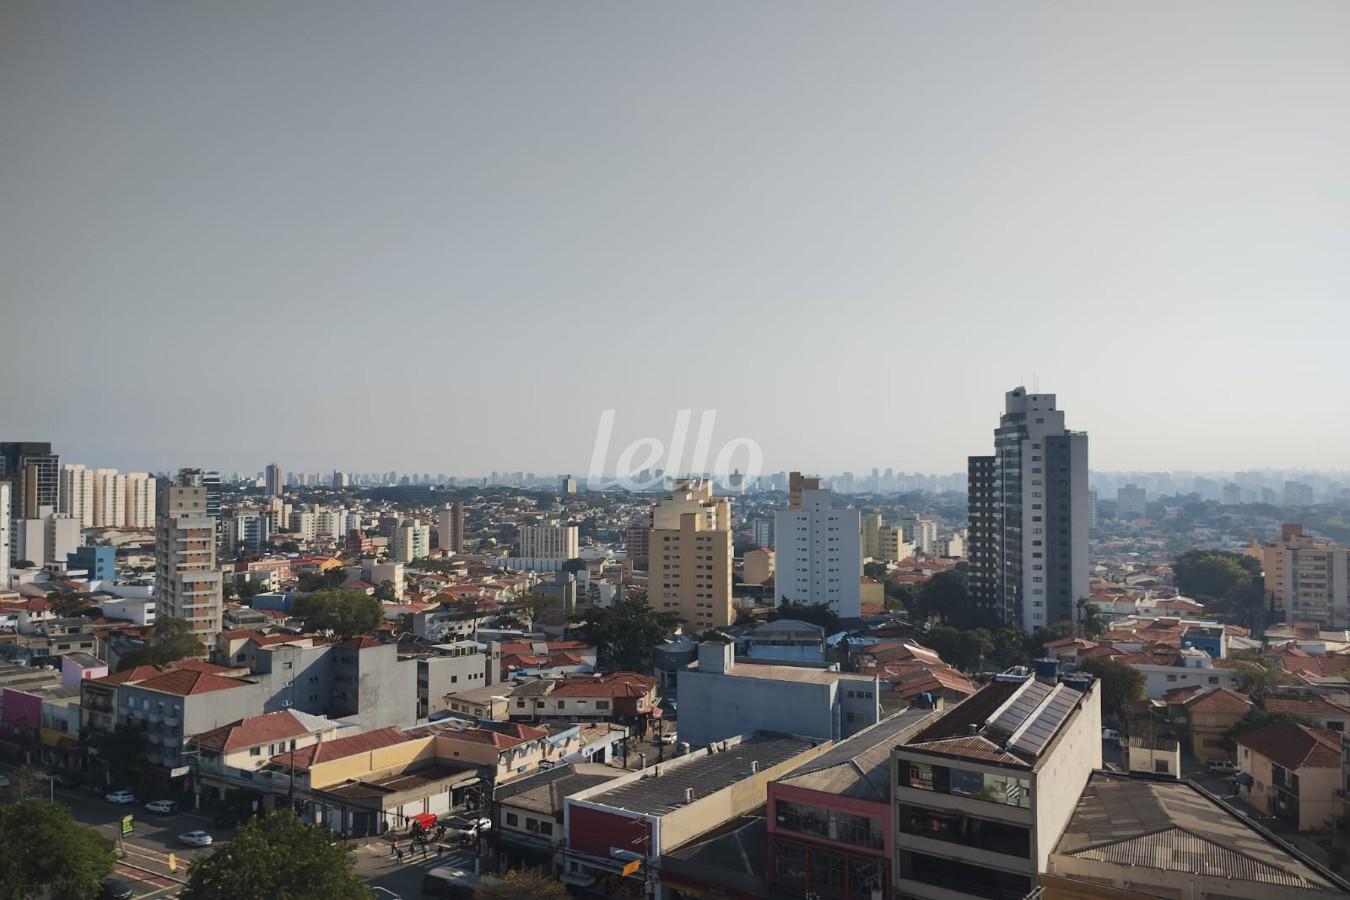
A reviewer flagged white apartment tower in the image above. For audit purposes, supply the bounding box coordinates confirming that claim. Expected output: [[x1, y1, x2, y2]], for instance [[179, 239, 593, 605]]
[[156, 476, 223, 645], [773, 488, 862, 618], [519, 524, 580, 561], [968, 387, 1089, 633], [59, 464, 96, 528], [94, 468, 127, 527], [124, 473, 156, 528]]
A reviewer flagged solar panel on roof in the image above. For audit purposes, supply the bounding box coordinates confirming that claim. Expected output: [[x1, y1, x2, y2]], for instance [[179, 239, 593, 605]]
[[1010, 685, 1077, 756], [985, 680, 1052, 739]]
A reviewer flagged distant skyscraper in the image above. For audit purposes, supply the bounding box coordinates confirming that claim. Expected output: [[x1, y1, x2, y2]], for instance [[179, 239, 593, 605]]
[[156, 473, 223, 645], [1284, 481, 1315, 507], [968, 387, 1089, 632], [0, 442, 59, 518], [124, 473, 156, 528], [439, 501, 465, 554], [774, 487, 861, 618], [265, 463, 284, 497], [94, 468, 127, 527], [1221, 483, 1243, 506], [1117, 484, 1147, 519], [788, 471, 821, 510], [332, 470, 349, 488], [650, 479, 733, 628], [59, 463, 96, 528], [561, 474, 578, 495]]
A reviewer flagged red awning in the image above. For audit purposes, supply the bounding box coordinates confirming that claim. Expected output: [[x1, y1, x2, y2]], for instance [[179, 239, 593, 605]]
[[650, 706, 663, 718], [410, 812, 437, 830]]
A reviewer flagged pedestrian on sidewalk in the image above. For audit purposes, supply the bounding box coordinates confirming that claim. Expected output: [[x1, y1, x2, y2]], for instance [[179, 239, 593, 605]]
[[396, 845, 405, 864], [390, 841, 398, 860]]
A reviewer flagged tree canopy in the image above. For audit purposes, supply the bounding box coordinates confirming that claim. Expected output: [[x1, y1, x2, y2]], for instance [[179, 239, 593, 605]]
[[770, 601, 841, 635], [180, 811, 371, 900], [1225, 708, 1317, 741], [293, 590, 384, 638], [570, 598, 678, 671], [0, 799, 115, 900], [1173, 550, 1267, 630], [1078, 656, 1145, 723], [117, 616, 206, 670], [475, 869, 569, 900]]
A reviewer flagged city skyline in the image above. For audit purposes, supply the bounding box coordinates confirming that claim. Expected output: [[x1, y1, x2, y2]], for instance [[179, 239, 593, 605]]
[[6, 4, 1350, 474]]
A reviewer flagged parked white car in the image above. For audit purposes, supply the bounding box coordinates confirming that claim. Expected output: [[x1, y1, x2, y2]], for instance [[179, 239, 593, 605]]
[[105, 790, 136, 804], [178, 830, 214, 847]]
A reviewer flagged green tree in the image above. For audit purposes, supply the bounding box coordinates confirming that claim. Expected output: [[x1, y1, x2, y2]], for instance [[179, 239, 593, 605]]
[[116, 616, 206, 670], [13, 559, 35, 569], [475, 869, 569, 900], [91, 724, 149, 780], [180, 811, 371, 900], [770, 601, 841, 635], [917, 570, 992, 629], [293, 590, 384, 638], [570, 598, 678, 671], [1078, 656, 1145, 722], [863, 561, 889, 580], [884, 581, 914, 613], [1230, 655, 1288, 698], [1076, 600, 1107, 639], [373, 580, 397, 602], [990, 628, 1032, 668], [0, 799, 115, 900], [923, 626, 993, 671], [297, 568, 346, 593], [1173, 550, 1256, 605]]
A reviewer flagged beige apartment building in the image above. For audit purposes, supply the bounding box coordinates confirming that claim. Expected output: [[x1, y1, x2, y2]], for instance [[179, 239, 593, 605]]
[[650, 479, 733, 627], [156, 479, 223, 645], [1264, 523, 1350, 627], [519, 523, 579, 560]]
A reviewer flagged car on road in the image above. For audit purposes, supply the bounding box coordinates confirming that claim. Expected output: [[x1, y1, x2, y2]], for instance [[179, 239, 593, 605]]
[[1207, 760, 1238, 775], [99, 879, 134, 900], [146, 799, 178, 815], [178, 830, 214, 847], [658, 731, 678, 745], [105, 789, 136, 804]]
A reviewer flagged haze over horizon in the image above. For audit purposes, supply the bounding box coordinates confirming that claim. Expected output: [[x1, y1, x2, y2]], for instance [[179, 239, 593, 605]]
[[5, 2, 1350, 475]]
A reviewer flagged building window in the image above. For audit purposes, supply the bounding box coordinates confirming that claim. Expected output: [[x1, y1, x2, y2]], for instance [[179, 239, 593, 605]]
[[505, 813, 518, 827]]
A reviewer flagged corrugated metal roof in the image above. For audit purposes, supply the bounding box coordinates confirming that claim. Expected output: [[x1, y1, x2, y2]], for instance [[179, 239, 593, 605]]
[[1074, 827, 1312, 887]]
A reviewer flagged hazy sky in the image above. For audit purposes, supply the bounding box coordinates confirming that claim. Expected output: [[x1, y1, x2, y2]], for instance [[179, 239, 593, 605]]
[[4, 2, 1349, 477]]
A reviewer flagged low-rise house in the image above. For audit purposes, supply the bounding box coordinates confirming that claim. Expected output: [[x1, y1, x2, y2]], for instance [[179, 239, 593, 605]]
[[493, 762, 620, 871], [1181, 687, 1254, 763], [1045, 772, 1344, 899], [1236, 724, 1342, 831], [1264, 695, 1350, 733], [191, 709, 344, 806], [562, 733, 831, 892], [506, 672, 659, 733], [1125, 736, 1180, 778], [767, 709, 933, 899]]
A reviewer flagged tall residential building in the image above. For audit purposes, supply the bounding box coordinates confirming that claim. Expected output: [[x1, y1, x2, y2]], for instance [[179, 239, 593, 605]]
[[156, 475, 223, 645], [124, 473, 156, 528], [224, 514, 271, 556], [0, 483, 9, 585], [265, 463, 284, 497], [438, 501, 465, 554], [752, 517, 776, 550], [390, 520, 430, 562], [561, 474, 578, 495], [94, 468, 127, 527], [967, 387, 1089, 633], [59, 463, 96, 528], [519, 524, 580, 560], [1263, 524, 1350, 627], [0, 442, 60, 518], [11, 506, 80, 567], [1086, 489, 1098, 531], [650, 479, 733, 628], [788, 471, 821, 510], [1117, 484, 1147, 520], [908, 515, 938, 555], [860, 513, 882, 560], [773, 488, 861, 618]]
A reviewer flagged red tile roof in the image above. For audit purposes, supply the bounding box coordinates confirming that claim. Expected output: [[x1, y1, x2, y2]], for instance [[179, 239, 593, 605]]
[[167, 659, 248, 677], [1183, 687, 1254, 715], [548, 671, 657, 699], [1263, 696, 1350, 720], [92, 665, 163, 685], [271, 726, 411, 771], [1236, 724, 1341, 771], [193, 710, 321, 752], [907, 735, 1027, 767], [338, 636, 386, 650], [134, 669, 254, 696]]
